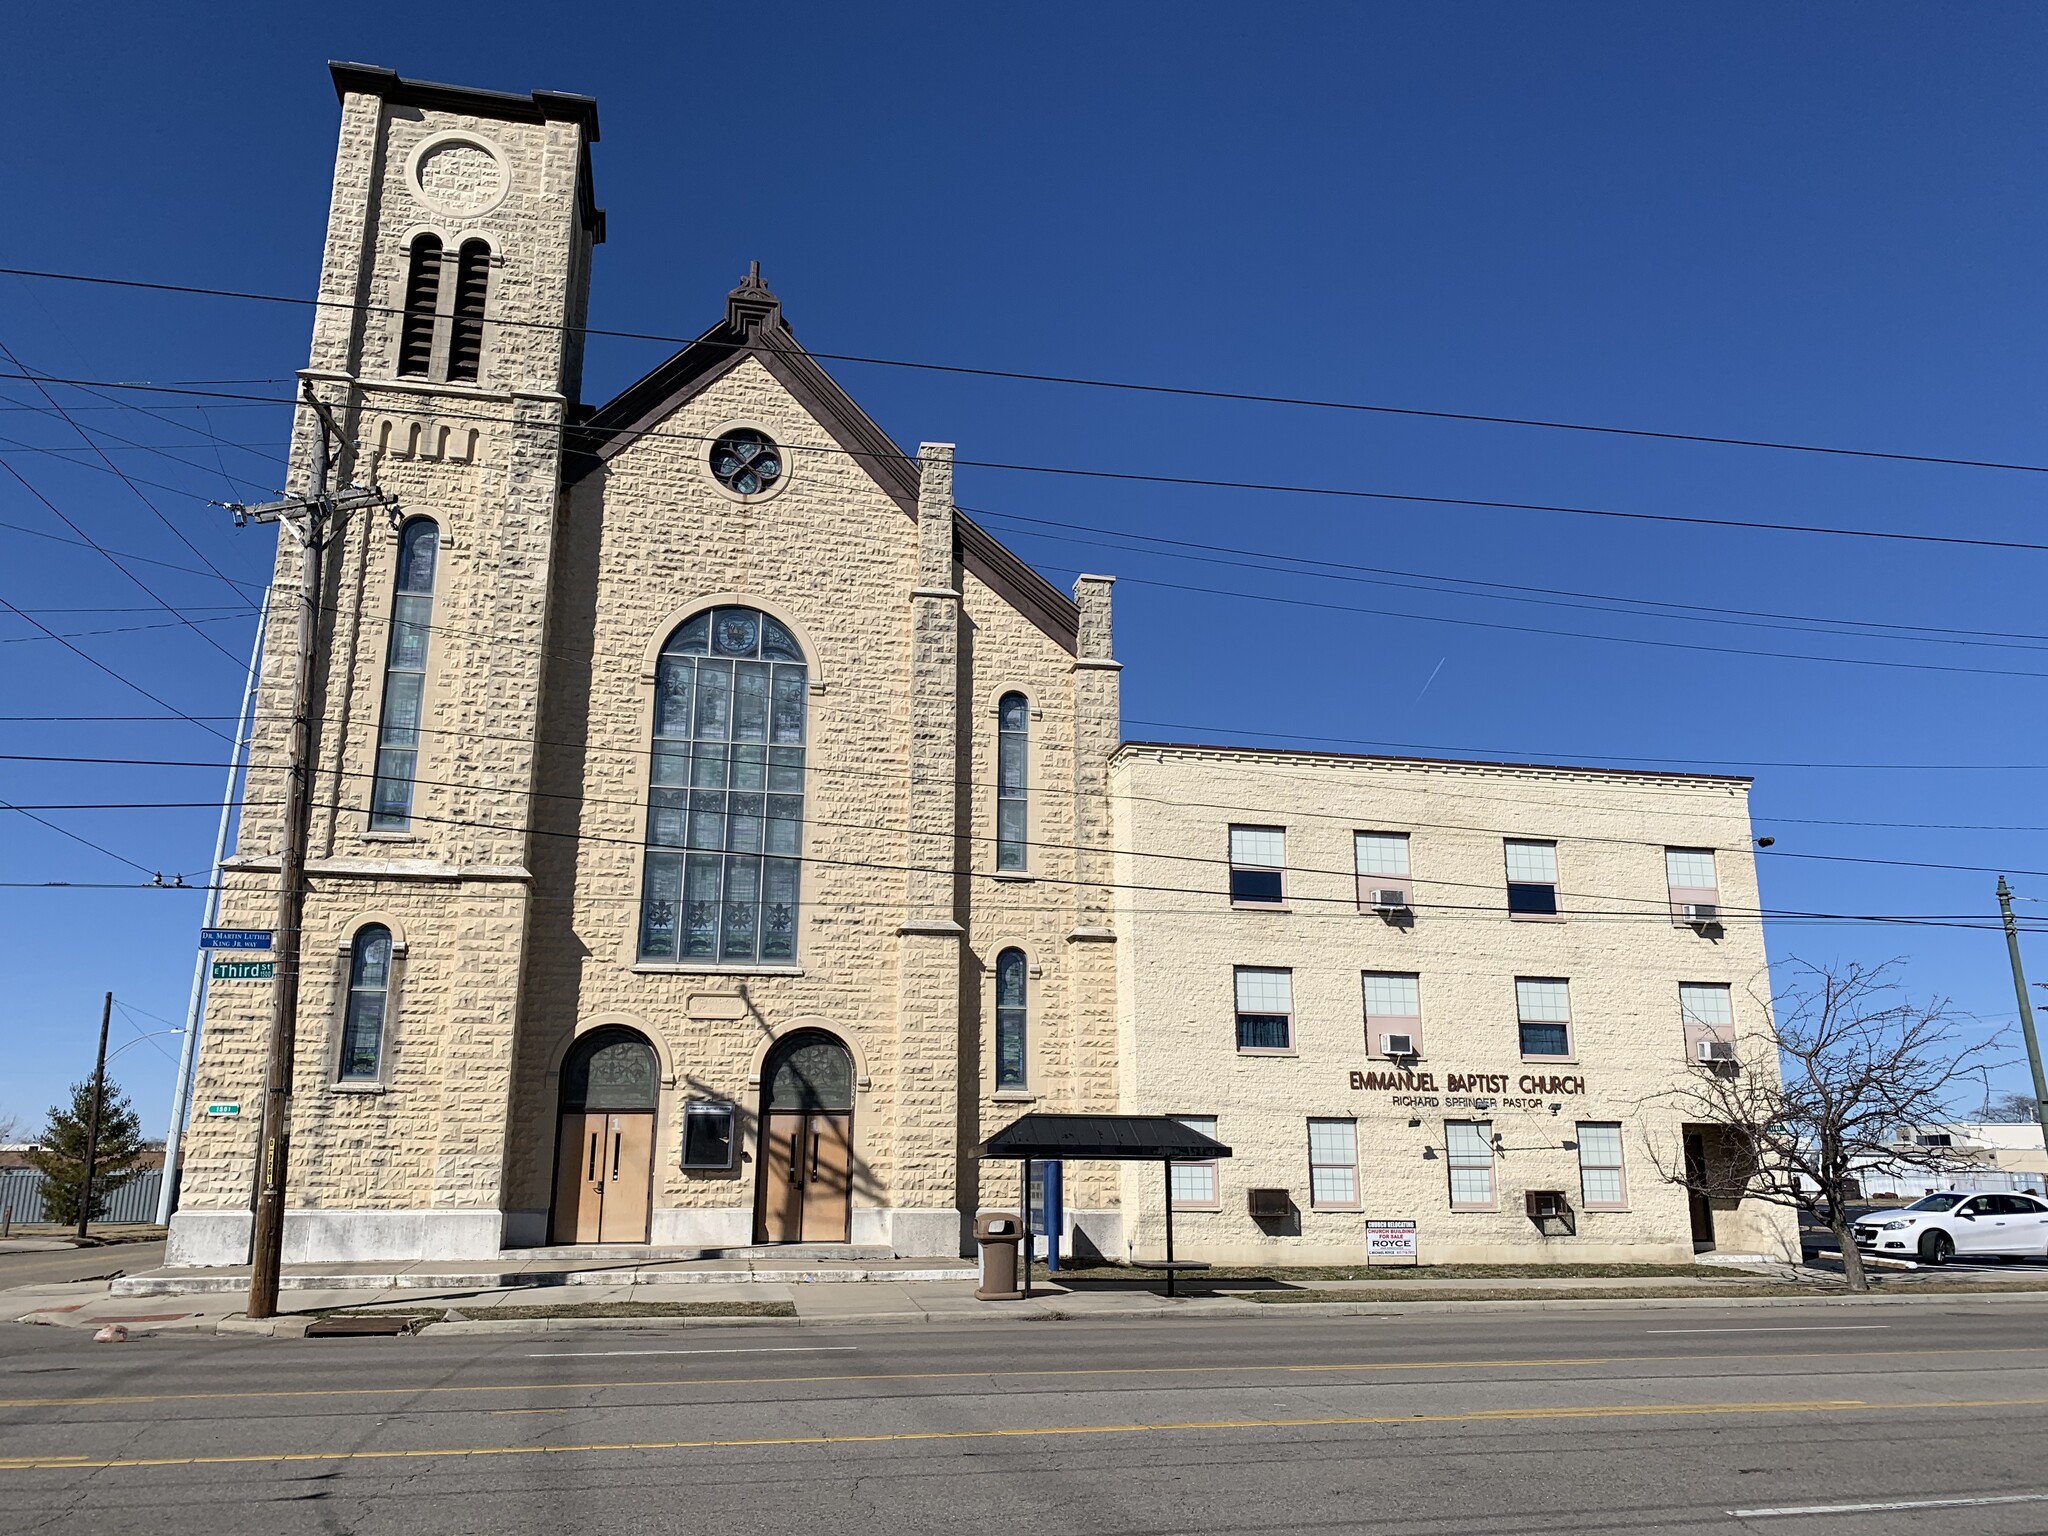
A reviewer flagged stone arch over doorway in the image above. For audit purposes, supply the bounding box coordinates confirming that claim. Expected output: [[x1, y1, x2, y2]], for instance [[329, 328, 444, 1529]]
[[550, 1025, 660, 1245], [754, 1028, 855, 1244]]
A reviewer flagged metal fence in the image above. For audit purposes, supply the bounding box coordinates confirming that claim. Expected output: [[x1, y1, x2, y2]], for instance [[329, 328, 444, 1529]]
[[0, 1167, 163, 1226]]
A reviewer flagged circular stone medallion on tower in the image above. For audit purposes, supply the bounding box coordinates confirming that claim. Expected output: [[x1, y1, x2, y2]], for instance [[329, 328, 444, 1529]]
[[410, 135, 508, 216]]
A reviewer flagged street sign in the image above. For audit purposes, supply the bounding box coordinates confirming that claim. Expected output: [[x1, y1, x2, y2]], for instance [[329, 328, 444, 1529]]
[[211, 960, 276, 981], [200, 928, 273, 951], [1365, 1218, 1418, 1262], [204, 1102, 240, 1118]]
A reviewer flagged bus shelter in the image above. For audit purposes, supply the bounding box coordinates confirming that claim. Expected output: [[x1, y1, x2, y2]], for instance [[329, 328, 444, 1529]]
[[980, 1113, 1234, 1297]]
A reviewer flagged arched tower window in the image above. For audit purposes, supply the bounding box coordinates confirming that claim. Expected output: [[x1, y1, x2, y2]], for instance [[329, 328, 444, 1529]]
[[640, 607, 807, 964], [995, 948, 1028, 1091], [997, 692, 1028, 872], [446, 240, 491, 384], [339, 925, 393, 1080], [397, 235, 443, 379], [369, 518, 439, 830]]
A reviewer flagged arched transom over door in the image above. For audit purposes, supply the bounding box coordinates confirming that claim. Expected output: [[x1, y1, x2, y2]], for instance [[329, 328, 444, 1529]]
[[551, 1028, 659, 1245], [755, 1031, 854, 1244]]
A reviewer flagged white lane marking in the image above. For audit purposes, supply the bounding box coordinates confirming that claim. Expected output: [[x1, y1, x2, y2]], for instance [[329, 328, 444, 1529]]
[[1732, 1492, 2048, 1518], [1645, 1325, 1890, 1334], [523, 1345, 859, 1359]]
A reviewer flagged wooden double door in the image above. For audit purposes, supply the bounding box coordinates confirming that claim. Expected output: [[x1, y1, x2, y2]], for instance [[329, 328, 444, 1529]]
[[757, 1110, 852, 1243], [552, 1111, 655, 1244]]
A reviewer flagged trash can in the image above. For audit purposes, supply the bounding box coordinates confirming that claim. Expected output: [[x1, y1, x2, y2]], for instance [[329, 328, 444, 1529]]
[[974, 1210, 1024, 1300]]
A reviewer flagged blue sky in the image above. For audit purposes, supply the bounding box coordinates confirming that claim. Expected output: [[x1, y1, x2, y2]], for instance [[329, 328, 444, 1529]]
[[3, 3, 2044, 1136]]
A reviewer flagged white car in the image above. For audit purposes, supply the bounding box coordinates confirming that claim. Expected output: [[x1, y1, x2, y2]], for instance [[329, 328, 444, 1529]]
[[1852, 1192, 2048, 1265]]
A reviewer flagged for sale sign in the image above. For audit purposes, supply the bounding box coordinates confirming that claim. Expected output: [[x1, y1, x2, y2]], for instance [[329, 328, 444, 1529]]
[[1366, 1218, 1418, 1262]]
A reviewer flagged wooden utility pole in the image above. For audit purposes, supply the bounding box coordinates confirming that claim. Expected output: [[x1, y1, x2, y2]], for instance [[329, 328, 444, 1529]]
[[233, 384, 394, 1318], [75, 991, 112, 1241]]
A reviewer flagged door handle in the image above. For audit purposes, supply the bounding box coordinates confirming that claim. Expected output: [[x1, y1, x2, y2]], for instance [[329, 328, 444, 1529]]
[[809, 1131, 821, 1184], [586, 1132, 599, 1181], [611, 1131, 623, 1182]]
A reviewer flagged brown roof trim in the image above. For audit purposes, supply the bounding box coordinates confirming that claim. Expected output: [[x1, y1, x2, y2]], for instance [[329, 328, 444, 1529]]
[[568, 282, 1080, 652], [1113, 739, 1753, 786], [329, 62, 600, 138], [329, 63, 604, 241]]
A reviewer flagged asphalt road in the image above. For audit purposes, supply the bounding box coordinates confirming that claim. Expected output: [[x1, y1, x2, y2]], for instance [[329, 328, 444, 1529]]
[[0, 1241, 165, 1289], [4, 1300, 2048, 1535]]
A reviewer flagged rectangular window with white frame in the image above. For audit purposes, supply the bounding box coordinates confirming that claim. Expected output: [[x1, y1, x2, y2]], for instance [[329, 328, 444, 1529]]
[[1169, 1114, 1220, 1210], [1515, 977, 1573, 1058], [1307, 1119, 1360, 1209], [1228, 825, 1286, 906], [1234, 967, 1294, 1053], [1666, 847, 1720, 925], [1505, 839, 1560, 917], [1355, 831, 1412, 911], [1362, 971, 1422, 1058], [1679, 981, 1736, 1064], [1446, 1119, 1495, 1209], [1576, 1121, 1627, 1209]]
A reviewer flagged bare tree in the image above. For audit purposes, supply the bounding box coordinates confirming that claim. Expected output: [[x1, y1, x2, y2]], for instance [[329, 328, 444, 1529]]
[[1977, 1091, 2041, 1124], [1653, 959, 2001, 1292]]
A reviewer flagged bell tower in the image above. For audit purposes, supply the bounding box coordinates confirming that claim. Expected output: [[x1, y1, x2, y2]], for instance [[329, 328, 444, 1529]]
[[170, 65, 603, 1266]]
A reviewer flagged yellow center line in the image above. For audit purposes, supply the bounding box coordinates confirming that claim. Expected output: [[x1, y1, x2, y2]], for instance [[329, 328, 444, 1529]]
[[6, 1396, 2048, 1472], [0, 1344, 2039, 1411]]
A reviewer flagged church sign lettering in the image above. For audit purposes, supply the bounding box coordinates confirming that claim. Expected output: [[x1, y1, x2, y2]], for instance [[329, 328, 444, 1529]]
[[1348, 1068, 1587, 1109]]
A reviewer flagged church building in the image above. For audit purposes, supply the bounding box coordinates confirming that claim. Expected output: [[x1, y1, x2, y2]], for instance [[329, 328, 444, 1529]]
[[167, 64, 1797, 1271]]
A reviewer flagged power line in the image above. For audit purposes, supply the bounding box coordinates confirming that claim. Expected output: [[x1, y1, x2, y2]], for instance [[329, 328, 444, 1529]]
[[7, 262, 2047, 477], [0, 341, 259, 610], [6, 370, 2045, 557], [970, 507, 2048, 651], [0, 591, 233, 745], [0, 514, 270, 593], [0, 793, 157, 876]]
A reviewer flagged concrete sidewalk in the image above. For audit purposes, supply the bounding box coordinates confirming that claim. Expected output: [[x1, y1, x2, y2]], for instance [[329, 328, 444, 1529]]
[[14, 1261, 2048, 1337], [106, 1254, 977, 1296]]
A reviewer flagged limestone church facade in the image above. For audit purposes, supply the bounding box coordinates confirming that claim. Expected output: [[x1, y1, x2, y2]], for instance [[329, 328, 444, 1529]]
[[169, 65, 1797, 1270], [170, 65, 1121, 1265]]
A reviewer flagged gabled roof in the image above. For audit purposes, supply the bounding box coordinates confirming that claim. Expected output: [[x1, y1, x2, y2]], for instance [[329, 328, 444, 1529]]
[[567, 268, 1079, 651]]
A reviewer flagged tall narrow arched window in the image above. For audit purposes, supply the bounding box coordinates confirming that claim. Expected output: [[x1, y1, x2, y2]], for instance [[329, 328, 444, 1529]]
[[995, 948, 1028, 1091], [446, 240, 491, 383], [997, 692, 1028, 872], [339, 925, 393, 1080], [369, 518, 439, 830], [640, 607, 807, 964], [397, 235, 443, 378]]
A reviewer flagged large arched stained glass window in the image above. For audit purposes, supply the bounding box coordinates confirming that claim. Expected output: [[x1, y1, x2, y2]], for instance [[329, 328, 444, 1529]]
[[369, 518, 438, 830], [639, 607, 806, 963]]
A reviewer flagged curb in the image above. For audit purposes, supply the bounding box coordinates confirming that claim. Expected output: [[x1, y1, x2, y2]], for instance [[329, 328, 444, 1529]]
[[108, 1265, 976, 1298]]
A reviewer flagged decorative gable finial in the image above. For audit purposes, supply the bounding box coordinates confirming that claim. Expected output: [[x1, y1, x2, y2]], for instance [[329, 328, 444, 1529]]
[[727, 261, 780, 335]]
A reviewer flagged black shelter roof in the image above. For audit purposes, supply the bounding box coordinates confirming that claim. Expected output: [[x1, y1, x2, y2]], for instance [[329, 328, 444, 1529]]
[[980, 1113, 1233, 1162]]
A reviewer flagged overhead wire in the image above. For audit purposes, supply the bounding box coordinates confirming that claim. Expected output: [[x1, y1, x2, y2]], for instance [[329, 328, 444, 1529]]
[[5, 370, 2046, 557], [6, 262, 2048, 476]]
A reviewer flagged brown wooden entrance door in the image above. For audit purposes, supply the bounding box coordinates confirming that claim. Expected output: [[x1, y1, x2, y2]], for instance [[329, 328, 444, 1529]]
[[758, 1111, 853, 1243], [551, 1111, 655, 1244], [549, 1027, 661, 1246], [755, 1031, 856, 1244]]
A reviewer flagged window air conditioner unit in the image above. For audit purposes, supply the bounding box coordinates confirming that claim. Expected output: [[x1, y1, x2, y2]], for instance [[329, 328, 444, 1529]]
[[1247, 1187, 1293, 1218], [1380, 1032, 1417, 1058], [1697, 1039, 1737, 1064], [1370, 889, 1411, 913], [1525, 1189, 1576, 1237], [1682, 902, 1719, 928]]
